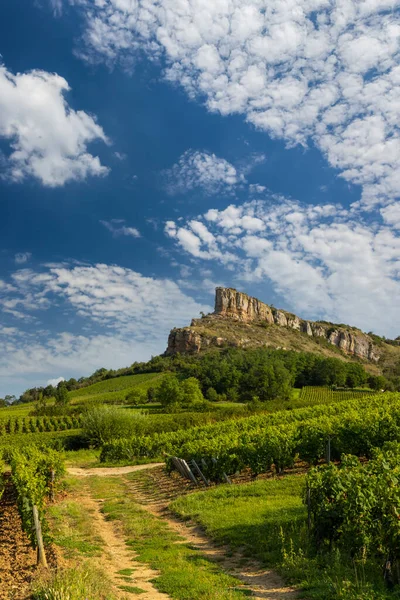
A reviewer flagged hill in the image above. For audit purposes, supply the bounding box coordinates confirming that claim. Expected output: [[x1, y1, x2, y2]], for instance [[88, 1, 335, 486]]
[[167, 287, 400, 377]]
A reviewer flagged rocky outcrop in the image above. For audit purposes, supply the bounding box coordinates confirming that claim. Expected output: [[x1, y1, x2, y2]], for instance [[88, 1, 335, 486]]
[[167, 328, 226, 355], [166, 287, 380, 362]]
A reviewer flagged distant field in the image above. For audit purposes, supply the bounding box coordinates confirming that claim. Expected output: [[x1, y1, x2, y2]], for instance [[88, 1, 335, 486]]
[[70, 373, 165, 400], [299, 385, 375, 404], [0, 403, 33, 419]]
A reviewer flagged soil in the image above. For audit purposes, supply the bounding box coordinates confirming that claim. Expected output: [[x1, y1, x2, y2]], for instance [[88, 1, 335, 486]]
[[76, 487, 169, 600], [71, 463, 299, 600], [0, 475, 37, 600], [67, 463, 164, 477], [125, 470, 298, 600]]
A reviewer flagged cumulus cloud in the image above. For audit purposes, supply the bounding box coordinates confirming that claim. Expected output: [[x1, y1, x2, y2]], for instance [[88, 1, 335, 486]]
[[15, 252, 32, 264], [0, 62, 109, 186], [0, 263, 211, 337], [162, 150, 245, 195], [165, 196, 400, 337], [0, 263, 211, 395], [100, 219, 141, 238], [67, 0, 400, 208]]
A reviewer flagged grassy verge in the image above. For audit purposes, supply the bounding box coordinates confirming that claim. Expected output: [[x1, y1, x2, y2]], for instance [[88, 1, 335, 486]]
[[171, 474, 396, 600], [86, 475, 253, 599], [47, 483, 104, 558], [38, 476, 118, 600], [32, 563, 117, 600]]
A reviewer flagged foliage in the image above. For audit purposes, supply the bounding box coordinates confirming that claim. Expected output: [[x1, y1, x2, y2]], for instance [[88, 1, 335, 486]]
[[81, 406, 146, 447], [55, 382, 69, 406], [10, 445, 65, 547], [307, 444, 400, 581], [102, 392, 400, 483]]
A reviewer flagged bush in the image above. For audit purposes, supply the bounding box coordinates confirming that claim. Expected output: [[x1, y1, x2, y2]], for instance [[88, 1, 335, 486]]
[[125, 388, 147, 405], [82, 406, 146, 447]]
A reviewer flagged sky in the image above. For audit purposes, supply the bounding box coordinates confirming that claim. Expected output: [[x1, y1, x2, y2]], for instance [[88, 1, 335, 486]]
[[1, 0, 400, 397]]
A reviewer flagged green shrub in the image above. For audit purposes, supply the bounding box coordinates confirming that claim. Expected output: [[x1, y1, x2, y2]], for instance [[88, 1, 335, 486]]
[[82, 406, 146, 447]]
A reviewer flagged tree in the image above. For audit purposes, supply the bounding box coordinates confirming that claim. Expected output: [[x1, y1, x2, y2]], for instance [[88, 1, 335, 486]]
[[126, 388, 147, 406], [54, 382, 69, 406], [181, 377, 204, 405], [368, 375, 387, 391], [345, 363, 367, 388], [156, 376, 184, 408], [206, 387, 219, 402]]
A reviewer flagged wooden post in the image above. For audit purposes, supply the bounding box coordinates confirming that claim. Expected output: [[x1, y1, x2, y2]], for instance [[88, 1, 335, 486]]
[[50, 469, 55, 502], [181, 459, 198, 485], [191, 460, 209, 486], [32, 505, 48, 568]]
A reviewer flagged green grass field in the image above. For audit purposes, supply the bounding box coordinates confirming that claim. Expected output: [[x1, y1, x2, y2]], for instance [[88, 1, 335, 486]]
[[171, 474, 395, 599]]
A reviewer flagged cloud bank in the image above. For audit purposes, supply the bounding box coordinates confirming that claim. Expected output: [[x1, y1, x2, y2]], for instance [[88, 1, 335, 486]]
[[165, 196, 400, 337], [68, 0, 400, 208]]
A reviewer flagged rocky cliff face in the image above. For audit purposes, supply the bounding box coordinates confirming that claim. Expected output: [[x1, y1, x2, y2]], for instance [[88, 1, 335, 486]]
[[166, 287, 380, 362]]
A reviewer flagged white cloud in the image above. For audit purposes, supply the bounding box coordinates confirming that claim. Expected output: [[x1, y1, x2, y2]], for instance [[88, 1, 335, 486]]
[[15, 252, 32, 264], [0, 62, 109, 186], [100, 219, 141, 238], [1, 263, 211, 337], [165, 196, 400, 337], [46, 376, 65, 387], [68, 0, 400, 208], [162, 150, 245, 195], [0, 263, 212, 396], [49, 0, 63, 17]]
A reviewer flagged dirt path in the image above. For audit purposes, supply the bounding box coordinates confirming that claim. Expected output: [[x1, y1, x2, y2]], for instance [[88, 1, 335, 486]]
[[0, 476, 37, 600], [67, 463, 164, 477], [126, 475, 298, 600], [69, 464, 298, 600], [78, 487, 169, 600]]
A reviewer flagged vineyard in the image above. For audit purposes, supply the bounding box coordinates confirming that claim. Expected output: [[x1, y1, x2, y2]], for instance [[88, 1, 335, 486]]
[[101, 392, 400, 482], [299, 386, 376, 403], [0, 415, 82, 436], [68, 372, 165, 399]]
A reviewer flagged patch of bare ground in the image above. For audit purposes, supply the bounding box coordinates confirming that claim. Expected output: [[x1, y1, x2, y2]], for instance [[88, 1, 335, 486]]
[[76, 486, 169, 600], [0, 475, 37, 600], [67, 463, 164, 477], [125, 469, 298, 600]]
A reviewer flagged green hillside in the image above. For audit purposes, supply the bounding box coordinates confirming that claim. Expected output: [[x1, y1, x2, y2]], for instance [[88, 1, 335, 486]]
[[69, 373, 164, 398]]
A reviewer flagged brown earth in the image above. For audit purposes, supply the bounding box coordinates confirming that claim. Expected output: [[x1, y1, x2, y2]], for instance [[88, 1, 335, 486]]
[[71, 463, 298, 600], [0, 475, 37, 600], [75, 487, 169, 600]]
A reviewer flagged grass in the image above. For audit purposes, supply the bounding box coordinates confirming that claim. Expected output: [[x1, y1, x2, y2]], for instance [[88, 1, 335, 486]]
[[170, 474, 398, 599], [0, 402, 34, 418], [31, 563, 118, 600], [118, 585, 145, 594], [86, 475, 253, 600], [171, 474, 306, 565], [63, 447, 101, 468], [47, 495, 105, 558]]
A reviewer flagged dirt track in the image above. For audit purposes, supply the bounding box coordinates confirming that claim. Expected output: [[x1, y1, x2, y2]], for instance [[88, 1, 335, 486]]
[[67, 463, 164, 477], [69, 463, 298, 600]]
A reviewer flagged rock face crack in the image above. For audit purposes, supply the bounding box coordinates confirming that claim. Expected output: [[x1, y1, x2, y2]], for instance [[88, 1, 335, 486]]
[[166, 287, 380, 362]]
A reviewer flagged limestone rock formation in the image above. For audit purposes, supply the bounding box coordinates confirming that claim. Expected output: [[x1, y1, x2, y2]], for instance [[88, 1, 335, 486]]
[[166, 287, 380, 362]]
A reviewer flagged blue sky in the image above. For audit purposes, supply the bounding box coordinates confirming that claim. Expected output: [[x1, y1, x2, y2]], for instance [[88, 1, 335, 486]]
[[0, 0, 400, 396]]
